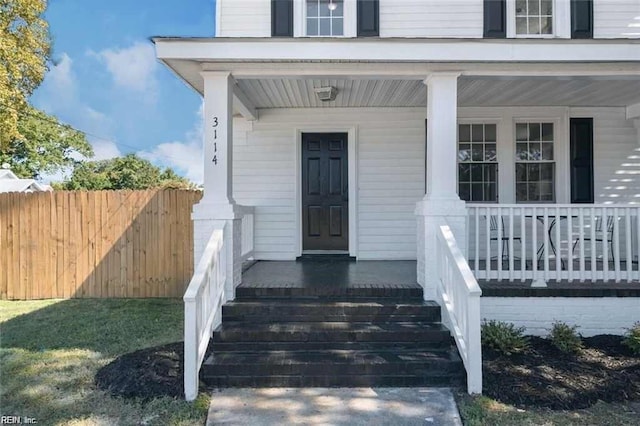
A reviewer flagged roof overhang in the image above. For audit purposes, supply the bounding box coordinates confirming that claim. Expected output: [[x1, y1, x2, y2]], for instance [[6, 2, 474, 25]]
[[152, 38, 640, 111]]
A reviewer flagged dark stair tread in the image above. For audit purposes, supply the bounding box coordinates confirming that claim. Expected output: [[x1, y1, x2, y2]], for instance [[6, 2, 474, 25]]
[[216, 321, 449, 333], [223, 300, 440, 308], [209, 341, 453, 351], [202, 375, 465, 388], [205, 348, 461, 365]]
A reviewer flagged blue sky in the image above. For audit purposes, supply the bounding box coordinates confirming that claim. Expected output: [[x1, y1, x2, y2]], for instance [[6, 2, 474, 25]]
[[32, 0, 216, 183]]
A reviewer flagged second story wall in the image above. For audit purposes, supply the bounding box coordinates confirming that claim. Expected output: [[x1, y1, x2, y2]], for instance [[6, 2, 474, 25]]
[[380, 0, 483, 38], [216, 0, 639, 39]]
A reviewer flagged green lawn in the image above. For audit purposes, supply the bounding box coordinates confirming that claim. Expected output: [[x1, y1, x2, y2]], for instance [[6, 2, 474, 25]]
[[0, 299, 209, 426], [457, 393, 640, 426]]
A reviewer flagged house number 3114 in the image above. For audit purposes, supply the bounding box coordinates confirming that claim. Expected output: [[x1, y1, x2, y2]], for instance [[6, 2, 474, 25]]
[[211, 116, 219, 165]]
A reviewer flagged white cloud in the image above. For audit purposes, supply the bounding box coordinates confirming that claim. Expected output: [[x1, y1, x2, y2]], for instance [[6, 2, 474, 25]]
[[139, 104, 204, 183], [93, 42, 158, 94], [48, 53, 75, 97], [91, 138, 121, 161]]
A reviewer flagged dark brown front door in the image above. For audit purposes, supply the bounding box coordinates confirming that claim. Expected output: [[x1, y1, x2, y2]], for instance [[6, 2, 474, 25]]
[[302, 133, 349, 251]]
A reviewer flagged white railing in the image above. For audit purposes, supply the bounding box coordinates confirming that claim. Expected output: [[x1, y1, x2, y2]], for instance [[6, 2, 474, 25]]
[[467, 204, 640, 283], [183, 227, 226, 401], [238, 206, 255, 261], [436, 225, 482, 394]]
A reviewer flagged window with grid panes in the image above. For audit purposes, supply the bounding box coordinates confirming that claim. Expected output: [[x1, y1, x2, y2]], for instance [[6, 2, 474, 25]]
[[516, 0, 553, 36], [306, 0, 344, 36], [458, 124, 498, 202], [515, 122, 555, 202]]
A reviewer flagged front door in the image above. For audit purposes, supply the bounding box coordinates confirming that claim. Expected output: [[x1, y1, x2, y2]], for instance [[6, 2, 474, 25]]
[[302, 133, 349, 251]]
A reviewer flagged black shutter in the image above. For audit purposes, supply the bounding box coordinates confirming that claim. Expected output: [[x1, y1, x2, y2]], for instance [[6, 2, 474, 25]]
[[271, 0, 293, 37], [483, 0, 506, 38], [570, 118, 594, 203], [571, 0, 593, 39], [357, 0, 379, 37]]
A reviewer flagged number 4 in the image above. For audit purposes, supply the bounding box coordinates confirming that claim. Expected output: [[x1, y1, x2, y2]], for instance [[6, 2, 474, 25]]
[[212, 155, 218, 165]]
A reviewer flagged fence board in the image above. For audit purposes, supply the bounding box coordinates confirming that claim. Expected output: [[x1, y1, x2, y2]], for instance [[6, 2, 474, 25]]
[[0, 190, 202, 300]]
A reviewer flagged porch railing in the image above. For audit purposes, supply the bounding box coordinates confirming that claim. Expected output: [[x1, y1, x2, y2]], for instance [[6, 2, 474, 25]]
[[436, 225, 482, 394], [467, 204, 640, 283], [238, 206, 255, 261], [183, 227, 226, 401]]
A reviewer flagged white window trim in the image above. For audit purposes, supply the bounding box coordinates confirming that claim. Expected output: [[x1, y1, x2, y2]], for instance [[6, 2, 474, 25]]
[[294, 0, 357, 38], [506, 0, 570, 39]]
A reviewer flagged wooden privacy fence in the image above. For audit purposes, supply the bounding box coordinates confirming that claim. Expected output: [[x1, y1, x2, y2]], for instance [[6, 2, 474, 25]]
[[0, 189, 203, 300]]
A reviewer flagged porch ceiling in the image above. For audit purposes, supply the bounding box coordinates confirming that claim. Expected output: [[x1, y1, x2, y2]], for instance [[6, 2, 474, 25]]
[[235, 76, 640, 109]]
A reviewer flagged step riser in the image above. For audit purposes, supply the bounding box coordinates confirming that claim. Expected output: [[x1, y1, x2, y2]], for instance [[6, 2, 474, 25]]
[[202, 375, 465, 388], [223, 314, 440, 323], [209, 342, 451, 351], [213, 331, 451, 344], [203, 363, 462, 376], [222, 306, 440, 323]]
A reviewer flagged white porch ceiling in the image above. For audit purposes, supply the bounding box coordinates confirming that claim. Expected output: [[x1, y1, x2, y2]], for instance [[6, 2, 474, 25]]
[[236, 77, 640, 109]]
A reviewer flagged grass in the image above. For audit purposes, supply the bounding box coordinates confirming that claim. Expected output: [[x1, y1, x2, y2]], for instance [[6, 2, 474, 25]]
[[457, 393, 640, 426], [0, 299, 210, 426]]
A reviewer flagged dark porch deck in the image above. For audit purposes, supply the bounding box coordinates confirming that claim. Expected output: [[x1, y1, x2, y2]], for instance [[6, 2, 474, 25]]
[[238, 260, 421, 298]]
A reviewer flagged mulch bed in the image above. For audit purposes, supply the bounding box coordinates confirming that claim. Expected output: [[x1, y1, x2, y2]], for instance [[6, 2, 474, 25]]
[[483, 335, 640, 410], [96, 342, 187, 400]]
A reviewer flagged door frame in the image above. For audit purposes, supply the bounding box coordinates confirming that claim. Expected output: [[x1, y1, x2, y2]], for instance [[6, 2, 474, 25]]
[[295, 127, 358, 258]]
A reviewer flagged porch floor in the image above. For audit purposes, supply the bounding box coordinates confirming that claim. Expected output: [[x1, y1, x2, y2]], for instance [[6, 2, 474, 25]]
[[239, 260, 419, 289]]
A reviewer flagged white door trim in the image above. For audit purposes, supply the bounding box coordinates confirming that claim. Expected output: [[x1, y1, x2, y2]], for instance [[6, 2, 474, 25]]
[[295, 127, 358, 258]]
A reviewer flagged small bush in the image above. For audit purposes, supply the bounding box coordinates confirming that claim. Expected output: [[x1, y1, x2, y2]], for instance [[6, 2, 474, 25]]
[[623, 322, 640, 355], [481, 320, 529, 356], [549, 321, 582, 353]]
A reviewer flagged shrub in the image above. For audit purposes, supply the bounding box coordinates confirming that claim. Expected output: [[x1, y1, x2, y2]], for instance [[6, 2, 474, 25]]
[[623, 322, 640, 355], [481, 320, 529, 356], [549, 321, 582, 353]]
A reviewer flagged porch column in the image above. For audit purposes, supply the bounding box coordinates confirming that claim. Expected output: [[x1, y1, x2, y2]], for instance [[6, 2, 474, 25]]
[[416, 72, 468, 300], [192, 71, 242, 302]]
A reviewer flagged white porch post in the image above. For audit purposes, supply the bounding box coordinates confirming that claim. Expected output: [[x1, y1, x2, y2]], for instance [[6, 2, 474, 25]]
[[192, 71, 242, 302], [416, 72, 468, 300]]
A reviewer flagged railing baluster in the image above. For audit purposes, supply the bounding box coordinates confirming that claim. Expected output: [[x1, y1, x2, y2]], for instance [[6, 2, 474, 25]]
[[520, 207, 526, 282], [591, 207, 597, 279], [555, 206, 561, 279], [474, 207, 480, 276], [579, 208, 585, 282], [567, 207, 573, 281], [626, 207, 632, 280], [603, 208, 609, 280], [636, 208, 640, 281], [509, 207, 514, 281], [544, 207, 550, 282], [532, 206, 538, 281], [614, 207, 621, 282], [497, 207, 503, 281], [485, 207, 491, 279]]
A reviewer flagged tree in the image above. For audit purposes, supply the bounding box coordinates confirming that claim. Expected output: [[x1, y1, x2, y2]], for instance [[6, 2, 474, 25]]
[[58, 153, 194, 190], [0, 0, 50, 151], [0, 105, 93, 179]]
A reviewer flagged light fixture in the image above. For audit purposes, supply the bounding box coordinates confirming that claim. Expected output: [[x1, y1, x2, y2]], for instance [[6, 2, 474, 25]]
[[314, 86, 338, 102], [328, 1, 337, 11]]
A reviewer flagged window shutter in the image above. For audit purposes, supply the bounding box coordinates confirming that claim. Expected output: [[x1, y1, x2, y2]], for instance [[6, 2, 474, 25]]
[[571, 0, 593, 39], [271, 0, 293, 37], [570, 118, 594, 203], [357, 0, 379, 37], [483, 0, 506, 38]]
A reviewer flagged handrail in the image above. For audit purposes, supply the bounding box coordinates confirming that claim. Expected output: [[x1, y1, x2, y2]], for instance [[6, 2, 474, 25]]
[[436, 224, 482, 394], [184, 227, 226, 401]]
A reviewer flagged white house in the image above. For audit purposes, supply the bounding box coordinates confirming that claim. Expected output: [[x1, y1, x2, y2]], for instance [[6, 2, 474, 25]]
[[0, 168, 52, 193], [154, 0, 640, 400]]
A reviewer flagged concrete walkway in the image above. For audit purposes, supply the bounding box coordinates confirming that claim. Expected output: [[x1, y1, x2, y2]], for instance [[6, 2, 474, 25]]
[[207, 388, 463, 426]]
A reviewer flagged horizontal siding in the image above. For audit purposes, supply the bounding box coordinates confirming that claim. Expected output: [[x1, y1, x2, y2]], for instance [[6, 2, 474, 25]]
[[232, 108, 426, 260], [218, 0, 271, 37], [379, 0, 483, 38], [570, 107, 640, 203], [594, 0, 640, 39]]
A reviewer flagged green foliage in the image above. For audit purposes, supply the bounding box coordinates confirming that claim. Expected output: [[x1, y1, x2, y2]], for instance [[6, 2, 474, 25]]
[[549, 321, 583, 353], [0, 106, 92, 179], [58, 153, 193, 190], [623, 322, 640, 355], [481, 320, 529, 356], [0, 0, 50, 151]]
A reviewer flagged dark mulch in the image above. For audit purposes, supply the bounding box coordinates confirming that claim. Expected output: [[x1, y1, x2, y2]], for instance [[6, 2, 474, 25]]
[[483, 335, 640, 410], [96, 342, 186, 400]]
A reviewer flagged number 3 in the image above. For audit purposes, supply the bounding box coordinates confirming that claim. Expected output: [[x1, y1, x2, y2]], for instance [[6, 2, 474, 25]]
[[212, 117, 219, 127]]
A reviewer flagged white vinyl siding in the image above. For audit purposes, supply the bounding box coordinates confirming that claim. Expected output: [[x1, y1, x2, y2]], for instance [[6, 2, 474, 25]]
[[217, 0, 271, 37], [379, 0, 483, 38], [232, 107, 425, 260], [594, 0, 640, 39]]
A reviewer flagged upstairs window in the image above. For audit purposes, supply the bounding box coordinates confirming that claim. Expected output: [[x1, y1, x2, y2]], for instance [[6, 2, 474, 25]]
[[515, 0, 553, 36], [306, 0, 344, 36]]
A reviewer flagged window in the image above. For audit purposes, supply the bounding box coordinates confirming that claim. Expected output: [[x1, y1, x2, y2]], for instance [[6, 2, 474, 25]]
[[458, 124, 498, 202], [515, 122, 555, 202], [515, 0, 553, 36], [306, 0, 344, 36]]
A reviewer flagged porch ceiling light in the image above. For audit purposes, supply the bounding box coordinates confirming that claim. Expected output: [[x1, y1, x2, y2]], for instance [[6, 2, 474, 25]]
[[314, 86, 338, 102]]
